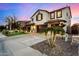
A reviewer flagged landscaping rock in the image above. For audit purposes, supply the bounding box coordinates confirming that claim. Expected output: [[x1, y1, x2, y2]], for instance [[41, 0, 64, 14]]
[[31, 37, 78, 56]]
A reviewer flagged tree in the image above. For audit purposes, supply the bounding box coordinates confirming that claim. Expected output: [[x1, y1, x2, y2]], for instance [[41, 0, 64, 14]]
[[6, 16, 17, 30], [16, 21, 21, 30], [0, 25, 6, 31], [45, 26, 65, 48], [71, 24, 79, 35]]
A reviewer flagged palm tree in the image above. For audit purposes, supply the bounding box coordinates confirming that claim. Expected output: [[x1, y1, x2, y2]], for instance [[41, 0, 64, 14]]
[[45, 26, 65, 48], [6, 16, 11, 30], [6, 16, 17, 30]]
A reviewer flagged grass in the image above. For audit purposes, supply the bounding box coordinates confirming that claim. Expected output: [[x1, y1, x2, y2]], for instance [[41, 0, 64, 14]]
[[7, 32, 26, 36], [2, 30, 27, 36]]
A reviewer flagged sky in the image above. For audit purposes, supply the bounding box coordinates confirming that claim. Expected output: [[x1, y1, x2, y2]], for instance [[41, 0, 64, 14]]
[[0, 3, 79, 25]]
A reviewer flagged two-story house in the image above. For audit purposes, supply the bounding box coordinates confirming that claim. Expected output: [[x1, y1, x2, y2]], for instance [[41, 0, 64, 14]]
[[29, 6, 72, 33], [26, 6, 72, 42]]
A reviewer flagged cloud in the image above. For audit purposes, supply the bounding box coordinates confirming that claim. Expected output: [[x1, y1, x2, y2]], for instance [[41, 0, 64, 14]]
[[72, 16, 79, 19], [71, 16, 79, 25], [17, 16, 30, 21]]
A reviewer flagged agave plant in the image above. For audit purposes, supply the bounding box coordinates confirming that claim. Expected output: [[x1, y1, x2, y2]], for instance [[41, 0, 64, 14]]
[[45, 26, 65, 48]]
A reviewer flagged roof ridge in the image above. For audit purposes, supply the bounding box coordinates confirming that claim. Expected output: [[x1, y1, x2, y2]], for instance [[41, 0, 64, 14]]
[[50, 6, 70, 12]]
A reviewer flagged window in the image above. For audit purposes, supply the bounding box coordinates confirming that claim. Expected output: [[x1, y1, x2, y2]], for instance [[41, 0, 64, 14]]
[[32, 18, 33, 21], [66, 12, 69, 17], [66, 12, 71, 19], [56, 10, 62, 18], [50, 12, 55, 19], [36, 13, 43, 21]]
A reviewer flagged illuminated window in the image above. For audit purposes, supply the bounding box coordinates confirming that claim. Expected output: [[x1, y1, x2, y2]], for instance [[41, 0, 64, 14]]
[[56, 10, 62, 18]]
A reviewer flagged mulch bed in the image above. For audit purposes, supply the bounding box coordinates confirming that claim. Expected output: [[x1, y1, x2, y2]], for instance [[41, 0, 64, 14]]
[[31, 37, 78, 56]]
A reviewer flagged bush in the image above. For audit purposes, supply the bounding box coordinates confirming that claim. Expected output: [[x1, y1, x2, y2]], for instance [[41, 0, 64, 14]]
[[0, 26, 6, 32], [2, 30, 10, 36], [2, 30, 26, 36], [14, 29, 19, 32], [43, 27, 65, 35]]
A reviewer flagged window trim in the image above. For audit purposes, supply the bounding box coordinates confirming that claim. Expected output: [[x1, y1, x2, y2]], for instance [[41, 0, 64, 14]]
[[36, 13, 43, 21], [50, 12, 55, 19], [56, 10, 62, 18]]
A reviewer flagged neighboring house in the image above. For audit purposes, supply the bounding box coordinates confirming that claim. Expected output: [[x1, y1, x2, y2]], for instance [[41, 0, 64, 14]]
[[17, 21, 31, 30]]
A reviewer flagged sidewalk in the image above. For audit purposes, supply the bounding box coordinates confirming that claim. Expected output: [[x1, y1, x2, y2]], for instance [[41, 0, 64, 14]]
[[0, 33, 6, 38], [12, 47, 46, 56], [0, 33, 11, 56]]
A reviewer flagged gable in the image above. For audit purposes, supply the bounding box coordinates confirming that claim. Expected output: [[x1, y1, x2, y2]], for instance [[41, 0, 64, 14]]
[[31, 9, 49, 18]]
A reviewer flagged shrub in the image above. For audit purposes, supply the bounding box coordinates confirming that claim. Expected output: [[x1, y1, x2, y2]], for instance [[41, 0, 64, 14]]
[[2, 30, 10, 36], [2, 29, 26, 36]]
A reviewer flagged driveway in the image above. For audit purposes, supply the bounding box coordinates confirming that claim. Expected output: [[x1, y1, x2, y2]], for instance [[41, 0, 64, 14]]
[[0, 33, 10, 56], [0, 33, 47, 56]]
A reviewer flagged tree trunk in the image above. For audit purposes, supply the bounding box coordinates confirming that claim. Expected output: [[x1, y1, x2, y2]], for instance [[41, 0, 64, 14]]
[[10, 23, 11, 30], [46, 31, 51, 46], [46, 31, 57, 48], [51, 32, 56, 48]]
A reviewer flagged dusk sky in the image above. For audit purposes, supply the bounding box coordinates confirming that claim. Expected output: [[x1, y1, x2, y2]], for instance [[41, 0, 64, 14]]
[[0, 3, 79, 25]]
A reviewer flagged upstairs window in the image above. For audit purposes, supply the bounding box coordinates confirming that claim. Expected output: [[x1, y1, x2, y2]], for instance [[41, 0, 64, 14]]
[[66, 12, 71, 19], [36, 13, 43, 21], [50, 12, 55, 19], [66, 12, 68, 17], [56, 10, 62, 18], [32, 18, 33, 21]]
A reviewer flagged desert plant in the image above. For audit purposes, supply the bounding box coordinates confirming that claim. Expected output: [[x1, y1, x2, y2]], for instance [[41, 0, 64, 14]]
[[45, 26, 65, 48]]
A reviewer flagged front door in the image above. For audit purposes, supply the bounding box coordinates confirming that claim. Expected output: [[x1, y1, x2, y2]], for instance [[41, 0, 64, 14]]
[[27, 26, 30, 32]]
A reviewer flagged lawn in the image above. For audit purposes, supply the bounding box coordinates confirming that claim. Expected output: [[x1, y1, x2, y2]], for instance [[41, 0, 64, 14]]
[[2, 30, 27, 36], [7, 32, 26, 36]]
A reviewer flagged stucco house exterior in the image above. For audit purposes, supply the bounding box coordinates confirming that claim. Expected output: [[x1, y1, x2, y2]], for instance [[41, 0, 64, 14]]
[[17, 21, 31, 31], [26, 6, 72, 42], [29, 6, 71, 32]]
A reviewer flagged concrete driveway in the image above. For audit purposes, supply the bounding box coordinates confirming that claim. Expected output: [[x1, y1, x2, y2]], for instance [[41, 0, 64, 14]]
[[0, 33, 46, 56]]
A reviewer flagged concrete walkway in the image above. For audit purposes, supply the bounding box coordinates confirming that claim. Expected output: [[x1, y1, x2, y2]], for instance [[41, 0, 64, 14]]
[[0, 33, 6, 38], [0, 33, 47, 56], [0, 33, 10, 56]]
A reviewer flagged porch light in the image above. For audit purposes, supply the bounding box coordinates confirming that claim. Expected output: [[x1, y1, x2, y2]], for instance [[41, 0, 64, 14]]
[[48, 24, 51, 28], [33, 25, 36, 29]]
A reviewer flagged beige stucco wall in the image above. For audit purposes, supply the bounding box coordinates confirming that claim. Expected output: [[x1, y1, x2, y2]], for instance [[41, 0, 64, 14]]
[[31, 10, 50, 25], [31, 8, 72, 36]]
